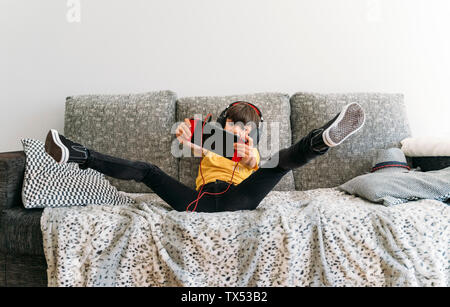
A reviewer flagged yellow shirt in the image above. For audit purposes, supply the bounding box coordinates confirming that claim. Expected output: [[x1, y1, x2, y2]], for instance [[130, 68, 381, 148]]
[[195, 148, 260, 191]]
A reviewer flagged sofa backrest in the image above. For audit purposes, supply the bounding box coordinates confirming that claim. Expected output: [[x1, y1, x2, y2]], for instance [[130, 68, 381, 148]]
[[64, 90, 178, 193], [63, 90, 412, 194], [176, 92, 296, 191], [289, 92, 412, 190]]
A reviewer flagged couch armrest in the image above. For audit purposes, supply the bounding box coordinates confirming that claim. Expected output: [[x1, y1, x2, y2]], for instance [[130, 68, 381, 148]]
[[0, 151, 26, 210]]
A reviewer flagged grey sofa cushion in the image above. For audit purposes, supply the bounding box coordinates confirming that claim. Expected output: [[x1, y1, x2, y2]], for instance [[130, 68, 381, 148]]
[[290, 92, 412, 190], [176, 92, 296, 191], [64, 90, 178, 193]]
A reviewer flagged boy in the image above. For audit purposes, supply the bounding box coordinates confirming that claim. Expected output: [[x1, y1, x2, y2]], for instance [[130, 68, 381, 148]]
[[45, 102, 365, 212]]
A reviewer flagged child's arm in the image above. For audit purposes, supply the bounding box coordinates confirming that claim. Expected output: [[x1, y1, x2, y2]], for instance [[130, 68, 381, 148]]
[[190, 142, 210, 157]]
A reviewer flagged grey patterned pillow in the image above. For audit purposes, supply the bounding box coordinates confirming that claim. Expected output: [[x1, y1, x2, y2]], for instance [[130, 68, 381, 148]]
[[290, 92, 412, 191], [338, 167, 450, 206], [176, 92, 295, 191], [21, 138, 134, 209], [64, 90, 178, 193]]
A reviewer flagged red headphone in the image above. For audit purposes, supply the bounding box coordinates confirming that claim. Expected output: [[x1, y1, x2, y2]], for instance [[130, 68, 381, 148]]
[[216, 101, 264, 145]]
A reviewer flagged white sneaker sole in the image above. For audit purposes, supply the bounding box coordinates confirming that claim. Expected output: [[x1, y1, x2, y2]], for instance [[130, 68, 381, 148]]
[[323, 103, 365, 147], [50, 129, 69, 163]]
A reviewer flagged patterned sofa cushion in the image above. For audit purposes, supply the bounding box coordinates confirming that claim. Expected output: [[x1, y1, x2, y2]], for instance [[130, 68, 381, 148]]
[[176, 92, 296, 191], [290, 92, 412, 191], [64, 90, 178, 193], [21, 138, 135, 208]]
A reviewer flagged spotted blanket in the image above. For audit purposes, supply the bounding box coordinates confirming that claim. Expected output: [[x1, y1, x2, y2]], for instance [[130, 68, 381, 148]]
[[40, 188, 449, 287]]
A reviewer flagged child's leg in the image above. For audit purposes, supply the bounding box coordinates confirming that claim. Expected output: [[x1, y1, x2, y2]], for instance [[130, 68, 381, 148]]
[[218, 128, 327, 211], [45, 129, 218, 212], [219, 102, 366, 211], [80, 149, 216, 212]]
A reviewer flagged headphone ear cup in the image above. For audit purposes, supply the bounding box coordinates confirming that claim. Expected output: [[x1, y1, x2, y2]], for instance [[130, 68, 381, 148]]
[[248, 126, 260, 145], [217, 109, 227, 128], [256, 127, 261, 145], [217, 115, 225, 128]]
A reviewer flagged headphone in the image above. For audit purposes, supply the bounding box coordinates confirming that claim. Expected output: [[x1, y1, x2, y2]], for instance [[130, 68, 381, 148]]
[[216, 101, 264, 145]]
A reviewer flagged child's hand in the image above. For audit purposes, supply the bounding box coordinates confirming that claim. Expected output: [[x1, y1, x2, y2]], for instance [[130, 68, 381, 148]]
[[234, 134, 257, 169], [176, 118, 209, 157], [176, 118, 192, 145]]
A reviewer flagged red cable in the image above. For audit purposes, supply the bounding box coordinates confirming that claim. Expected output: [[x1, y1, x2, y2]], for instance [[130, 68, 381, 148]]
[[185, 113, 240, 212]]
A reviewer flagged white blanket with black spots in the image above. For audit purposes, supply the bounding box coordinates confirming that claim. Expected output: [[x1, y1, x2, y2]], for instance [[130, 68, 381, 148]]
[[40, 188, 449, 287]]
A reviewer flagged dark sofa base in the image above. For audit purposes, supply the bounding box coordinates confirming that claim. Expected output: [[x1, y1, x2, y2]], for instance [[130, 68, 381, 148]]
[[0, 253, 5, 287], [0, 252, 47, 287]]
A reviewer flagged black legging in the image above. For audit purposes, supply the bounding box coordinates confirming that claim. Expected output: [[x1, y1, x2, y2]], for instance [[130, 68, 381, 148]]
[[79, 128, 328, 212]]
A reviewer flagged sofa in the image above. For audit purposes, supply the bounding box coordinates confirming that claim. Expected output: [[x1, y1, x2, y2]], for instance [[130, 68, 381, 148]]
[[1, 90, 449, 287]]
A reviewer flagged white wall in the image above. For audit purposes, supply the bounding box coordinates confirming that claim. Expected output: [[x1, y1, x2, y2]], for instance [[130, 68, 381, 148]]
[[1, 0, 449, 152]]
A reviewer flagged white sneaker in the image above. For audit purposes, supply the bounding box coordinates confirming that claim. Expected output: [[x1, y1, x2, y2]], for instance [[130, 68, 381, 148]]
[[322, 103, 366, 147]]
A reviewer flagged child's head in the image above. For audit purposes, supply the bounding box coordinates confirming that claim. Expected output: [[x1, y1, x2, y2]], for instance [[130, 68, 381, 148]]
[[223, 103, 261, 139]]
